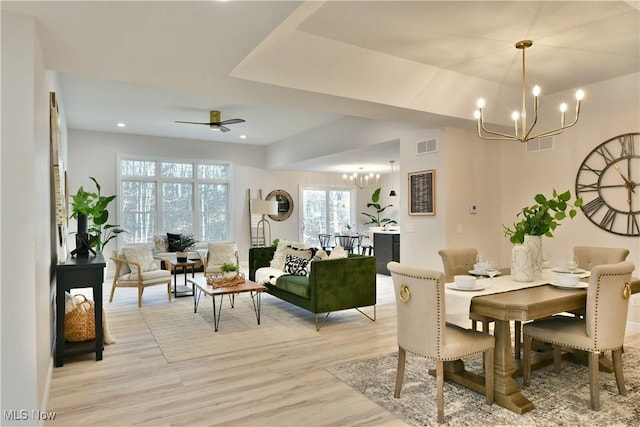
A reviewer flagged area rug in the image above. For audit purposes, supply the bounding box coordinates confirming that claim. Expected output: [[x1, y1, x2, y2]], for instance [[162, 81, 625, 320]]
[[327, 348, 640, 426], [141, 293, 317, 362]]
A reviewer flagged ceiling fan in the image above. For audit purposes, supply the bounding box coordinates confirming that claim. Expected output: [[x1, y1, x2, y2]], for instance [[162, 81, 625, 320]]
[[175, 110, 245, 132]]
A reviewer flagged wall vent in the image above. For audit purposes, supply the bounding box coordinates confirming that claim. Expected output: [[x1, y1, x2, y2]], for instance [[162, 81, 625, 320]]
[[417, 138, 438, 155], [526, 136, 554, 153]]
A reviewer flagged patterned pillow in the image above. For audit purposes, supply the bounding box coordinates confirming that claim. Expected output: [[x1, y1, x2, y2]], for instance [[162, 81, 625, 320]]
[[283, 254, 311, 276], [270, 240, 313, 270], [153, 235, 169, 252], [122, 245, 157, 275]]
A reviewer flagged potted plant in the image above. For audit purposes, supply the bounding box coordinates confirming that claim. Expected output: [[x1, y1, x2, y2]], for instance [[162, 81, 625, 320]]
[[503, 189, 583, 244], [361, 187, 397, 229], [503, 189, 582, 279], [70, 177, 126, 256], [220, 261, 239, 278], [170, 234, 197, 262]]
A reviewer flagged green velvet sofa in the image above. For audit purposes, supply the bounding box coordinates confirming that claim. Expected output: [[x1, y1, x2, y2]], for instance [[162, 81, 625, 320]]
[[248, 246, 377, 330]]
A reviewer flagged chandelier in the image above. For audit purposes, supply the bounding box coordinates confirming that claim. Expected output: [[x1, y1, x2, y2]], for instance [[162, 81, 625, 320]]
[[343, 167, 380, 190], [474, 40, 584, 142]]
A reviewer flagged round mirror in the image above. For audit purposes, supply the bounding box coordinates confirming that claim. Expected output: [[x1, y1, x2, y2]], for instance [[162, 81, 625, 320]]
[[266, 189, 293, 221]]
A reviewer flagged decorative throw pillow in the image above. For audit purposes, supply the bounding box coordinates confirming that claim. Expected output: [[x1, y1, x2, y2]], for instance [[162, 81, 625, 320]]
[[284, 254, 311, 276], [153, 235, 169, 252], [328, 246, 348, 259], [167, 233, 182, 252], [122, 245, 157, 275], [270, 240, 311, 270]]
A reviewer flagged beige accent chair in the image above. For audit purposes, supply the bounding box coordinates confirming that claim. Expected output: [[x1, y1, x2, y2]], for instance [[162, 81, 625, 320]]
[[109, 245, 172, 307], [205, 243, 238, 274], [438, 248, 515, 347], [388, 261, 494, 424], [522, 261, 635, 410], [574, 246, 629, 270]]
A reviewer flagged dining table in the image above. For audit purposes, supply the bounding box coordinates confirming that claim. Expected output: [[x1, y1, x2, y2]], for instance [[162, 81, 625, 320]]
[[443, 269, 640, 414]]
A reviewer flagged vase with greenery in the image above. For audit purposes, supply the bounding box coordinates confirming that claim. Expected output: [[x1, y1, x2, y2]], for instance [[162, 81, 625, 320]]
[[361, 187, 397, 228], [503, 189, 582, 278], [70, 177, 126, 255]]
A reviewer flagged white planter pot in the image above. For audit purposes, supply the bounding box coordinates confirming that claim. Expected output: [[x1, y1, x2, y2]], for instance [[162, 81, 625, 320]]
[[523, 235, 543, 279], [511, 244, 534, 282]]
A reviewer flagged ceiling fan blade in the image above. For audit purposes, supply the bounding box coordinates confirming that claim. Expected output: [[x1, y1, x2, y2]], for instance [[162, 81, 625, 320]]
[[175, 120, 211, 125], [219, 125, 231, 132], [219, 118, 245, 126]]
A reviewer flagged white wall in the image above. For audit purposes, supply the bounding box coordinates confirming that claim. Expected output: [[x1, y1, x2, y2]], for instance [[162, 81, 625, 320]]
[[66, 129, 348, 262], [1, 11, 56, 423], [498, 73, 640, 330]]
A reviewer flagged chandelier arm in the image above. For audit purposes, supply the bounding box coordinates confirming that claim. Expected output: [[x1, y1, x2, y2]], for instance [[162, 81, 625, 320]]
[[478, 117, 520, 140], [528, 103, 581, 140]]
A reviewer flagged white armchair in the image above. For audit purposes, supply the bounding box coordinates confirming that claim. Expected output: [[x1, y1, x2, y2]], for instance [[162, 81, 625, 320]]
[[205, 243, 238, 274], [109, 245, 172, 307]]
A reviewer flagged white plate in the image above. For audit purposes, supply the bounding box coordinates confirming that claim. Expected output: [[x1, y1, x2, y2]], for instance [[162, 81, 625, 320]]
[[447, 283, 487, 292], [551, 267, 587, 274], [549, 282, 588, 290], [468, 270, 501, 277]]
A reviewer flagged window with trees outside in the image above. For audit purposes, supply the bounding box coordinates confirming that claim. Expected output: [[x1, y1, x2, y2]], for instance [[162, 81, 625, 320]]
[[119, 158, 231, 245]]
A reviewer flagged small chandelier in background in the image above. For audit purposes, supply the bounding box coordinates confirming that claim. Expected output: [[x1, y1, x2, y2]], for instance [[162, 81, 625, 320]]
[[343, 167, 380, 190], [474, 40, 584, 142], [389, 160, 397, 197]]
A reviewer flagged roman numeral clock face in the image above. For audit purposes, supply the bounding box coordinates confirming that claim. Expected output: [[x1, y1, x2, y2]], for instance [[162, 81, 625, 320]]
[[575, 132, 640, 236]]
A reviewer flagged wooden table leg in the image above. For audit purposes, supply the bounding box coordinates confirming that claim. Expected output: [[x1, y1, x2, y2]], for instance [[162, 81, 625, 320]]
[[440, 319, 534, 414]]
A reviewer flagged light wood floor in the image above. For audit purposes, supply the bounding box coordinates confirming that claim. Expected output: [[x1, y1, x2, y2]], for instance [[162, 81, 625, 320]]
[[49, 274, 640, 427]]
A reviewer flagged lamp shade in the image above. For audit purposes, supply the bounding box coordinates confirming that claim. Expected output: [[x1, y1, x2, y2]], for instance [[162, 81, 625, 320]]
[[389, 190, 397, 197], [251, 199, 279, 215]]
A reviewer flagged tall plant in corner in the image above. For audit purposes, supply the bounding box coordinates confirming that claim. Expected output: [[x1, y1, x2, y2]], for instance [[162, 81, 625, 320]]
[[70, 177, 126, 252], [361, 187, 397, 228]]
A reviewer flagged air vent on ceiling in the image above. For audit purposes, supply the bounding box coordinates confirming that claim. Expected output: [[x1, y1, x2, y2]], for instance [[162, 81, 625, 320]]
[[526, 136, 554, 153], [416, 138, 438, 155]]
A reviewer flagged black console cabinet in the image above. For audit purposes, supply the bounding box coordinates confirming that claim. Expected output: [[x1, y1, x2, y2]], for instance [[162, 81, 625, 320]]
[[374, 232, 400, 275], [55, 252, 106, 367]]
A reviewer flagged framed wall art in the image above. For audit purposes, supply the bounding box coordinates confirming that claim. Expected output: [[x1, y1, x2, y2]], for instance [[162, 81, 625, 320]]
[[408, 169, 436, 215]]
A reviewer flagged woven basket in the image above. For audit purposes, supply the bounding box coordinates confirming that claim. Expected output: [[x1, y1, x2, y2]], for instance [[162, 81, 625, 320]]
[[64, 295, 96, 342]]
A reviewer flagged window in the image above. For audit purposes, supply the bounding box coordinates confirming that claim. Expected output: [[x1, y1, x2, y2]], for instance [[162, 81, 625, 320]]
[[119, 158, 230, 244], [301, 187, 353, 246]]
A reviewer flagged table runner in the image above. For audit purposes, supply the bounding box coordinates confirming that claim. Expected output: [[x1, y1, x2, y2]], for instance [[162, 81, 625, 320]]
[[445, 269, 590, 328]]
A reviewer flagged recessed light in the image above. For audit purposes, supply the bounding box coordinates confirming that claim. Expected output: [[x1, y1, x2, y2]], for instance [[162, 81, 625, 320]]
[[116, 122, 126, 128], [240, 134, 247, 139]]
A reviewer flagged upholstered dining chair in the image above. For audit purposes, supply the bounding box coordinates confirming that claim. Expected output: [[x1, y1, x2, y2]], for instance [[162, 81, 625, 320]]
[[574, 246, 629, 271], [109, 245, 172, 307], [205, 242, 238, 274], [522, 261, 635, 410], [387, 261, 494, 424]]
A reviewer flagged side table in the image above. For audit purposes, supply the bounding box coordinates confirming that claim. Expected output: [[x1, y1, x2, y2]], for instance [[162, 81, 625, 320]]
[[165, 257, 196, 297], [55, 252, 106, 367]]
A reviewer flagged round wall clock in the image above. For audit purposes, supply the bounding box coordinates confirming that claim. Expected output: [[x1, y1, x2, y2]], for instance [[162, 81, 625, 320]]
[[575, 132, 639, 236], [266, 189, 293, 221]]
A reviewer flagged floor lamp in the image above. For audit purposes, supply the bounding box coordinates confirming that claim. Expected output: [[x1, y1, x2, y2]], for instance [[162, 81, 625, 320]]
[[251, 199, 279, 246]]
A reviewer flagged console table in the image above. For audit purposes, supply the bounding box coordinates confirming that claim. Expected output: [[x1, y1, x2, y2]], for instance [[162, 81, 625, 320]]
[[55, 252, 106, 367]]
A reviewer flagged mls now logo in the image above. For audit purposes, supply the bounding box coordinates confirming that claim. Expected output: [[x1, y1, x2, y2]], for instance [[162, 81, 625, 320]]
[[4, 410, 56, 421]]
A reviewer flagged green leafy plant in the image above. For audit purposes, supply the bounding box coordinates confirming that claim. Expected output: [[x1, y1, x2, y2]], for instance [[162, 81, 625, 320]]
[[272, 238, 280, 247], [70, 177, 126, 251], [503, 189, 583, 244], [220, 262, 239, 273], [361, 187, 397, 227], [170, 234, 197, 252]]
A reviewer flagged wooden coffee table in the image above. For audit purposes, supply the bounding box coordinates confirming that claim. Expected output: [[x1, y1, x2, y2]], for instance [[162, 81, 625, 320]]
[[188, 276, 267, 332]]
